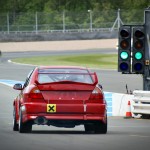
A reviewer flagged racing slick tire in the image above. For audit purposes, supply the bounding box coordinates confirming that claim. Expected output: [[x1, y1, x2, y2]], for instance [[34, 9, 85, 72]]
[[19, 110, 32, 133], [13, 107, 19, 131]]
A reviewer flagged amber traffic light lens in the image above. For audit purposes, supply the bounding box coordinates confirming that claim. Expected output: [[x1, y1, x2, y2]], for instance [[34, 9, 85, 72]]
[[120, 40, 129, 49], [134, 40, 143, 49]]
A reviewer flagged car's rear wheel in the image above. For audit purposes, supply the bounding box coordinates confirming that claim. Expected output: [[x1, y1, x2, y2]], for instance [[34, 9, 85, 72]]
[[19, 110, 32, 133], [94, 121, 107, 134], [84, 124, 95, 133], [13, 107, 18, 131]]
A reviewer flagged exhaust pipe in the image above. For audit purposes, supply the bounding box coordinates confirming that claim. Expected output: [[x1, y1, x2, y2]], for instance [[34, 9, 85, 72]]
[[34, 117, 48, 125]]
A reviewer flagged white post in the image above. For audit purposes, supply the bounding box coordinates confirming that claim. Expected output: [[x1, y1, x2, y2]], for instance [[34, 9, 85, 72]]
[[63, 11, 65, 32], [118, 9, 121, 30], [88, 10, 92, 32], [7, 13, 10, 34], [35, 12, 38, 34]]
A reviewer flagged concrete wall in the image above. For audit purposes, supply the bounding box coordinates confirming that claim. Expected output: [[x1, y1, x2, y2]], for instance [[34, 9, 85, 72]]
[[112, 93, 134, 116], [0, 30, 118, 42]]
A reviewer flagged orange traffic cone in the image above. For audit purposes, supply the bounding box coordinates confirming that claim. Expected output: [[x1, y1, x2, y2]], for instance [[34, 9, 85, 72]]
[[124, 100, 132, 118]]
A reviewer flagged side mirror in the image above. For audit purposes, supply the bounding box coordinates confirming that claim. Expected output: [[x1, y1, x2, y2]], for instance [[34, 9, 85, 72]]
[[98, 84, 103, 90], [13, 83, 23, 90]]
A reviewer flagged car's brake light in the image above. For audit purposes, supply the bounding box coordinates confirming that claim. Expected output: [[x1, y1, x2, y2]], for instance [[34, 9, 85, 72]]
[[89, 87, 103, 100], [29, 87, 43, 99]]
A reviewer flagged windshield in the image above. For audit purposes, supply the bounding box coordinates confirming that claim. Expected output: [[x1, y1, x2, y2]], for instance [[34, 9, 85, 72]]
[[38, 68, 93, 84]]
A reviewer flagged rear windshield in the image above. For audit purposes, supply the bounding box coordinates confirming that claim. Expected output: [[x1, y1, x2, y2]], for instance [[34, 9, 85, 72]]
[[38, 68, 93, 84]]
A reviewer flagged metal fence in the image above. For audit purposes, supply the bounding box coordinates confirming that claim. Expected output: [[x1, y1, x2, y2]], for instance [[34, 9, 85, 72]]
[[0, 9, 144, 34]]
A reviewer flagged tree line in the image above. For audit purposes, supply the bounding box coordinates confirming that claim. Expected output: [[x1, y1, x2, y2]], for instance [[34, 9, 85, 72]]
[[0, 0, 150, 13], [0, 0, 150, 31]]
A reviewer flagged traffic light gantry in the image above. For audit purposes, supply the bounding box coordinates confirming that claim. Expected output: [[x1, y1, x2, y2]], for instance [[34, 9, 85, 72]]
[[118, 25, 145, 74], [132, 26, 145, 74], [118, 26, 131, 73]]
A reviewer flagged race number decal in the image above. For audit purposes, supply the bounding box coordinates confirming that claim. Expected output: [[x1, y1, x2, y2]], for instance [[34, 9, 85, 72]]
[[47, 104, 56, 113]]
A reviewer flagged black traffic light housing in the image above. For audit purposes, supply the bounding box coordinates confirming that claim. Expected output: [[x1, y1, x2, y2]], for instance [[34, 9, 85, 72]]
[[118, 26, 131, 73], [132, 26, 145, 74]]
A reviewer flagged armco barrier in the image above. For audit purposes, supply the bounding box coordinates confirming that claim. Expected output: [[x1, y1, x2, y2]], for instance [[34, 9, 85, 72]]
[[132, 90, 150, 115]]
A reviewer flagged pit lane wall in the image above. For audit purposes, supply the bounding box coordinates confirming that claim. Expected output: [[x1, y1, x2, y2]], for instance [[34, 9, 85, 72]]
[[111, 93, 134, 116], [105, 92, 134, 116]]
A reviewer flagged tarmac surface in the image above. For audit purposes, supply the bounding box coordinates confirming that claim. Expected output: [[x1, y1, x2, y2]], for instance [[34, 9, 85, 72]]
[[0, 39, 149, 150]]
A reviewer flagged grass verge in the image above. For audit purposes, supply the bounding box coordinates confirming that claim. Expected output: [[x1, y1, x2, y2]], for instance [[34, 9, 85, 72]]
[[12, 54, 117, 69]]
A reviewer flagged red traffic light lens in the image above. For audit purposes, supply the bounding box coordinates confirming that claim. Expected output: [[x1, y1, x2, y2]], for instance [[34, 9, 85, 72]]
[[120, 29, 130, 38], [135, 30, 144, 38], [120, 40, 129, 49], [134, 40, 143, 49]]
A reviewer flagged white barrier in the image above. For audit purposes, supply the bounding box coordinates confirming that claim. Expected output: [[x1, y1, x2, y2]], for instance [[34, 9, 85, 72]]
[[132, 90, 150, 115], [112, 93, 133, 116]]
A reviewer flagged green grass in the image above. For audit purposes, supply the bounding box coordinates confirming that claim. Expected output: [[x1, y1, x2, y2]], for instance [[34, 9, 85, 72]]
[[12, 54, 117, 69]]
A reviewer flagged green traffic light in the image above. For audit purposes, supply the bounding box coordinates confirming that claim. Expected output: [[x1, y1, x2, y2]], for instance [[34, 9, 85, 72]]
[[135, 52, 142, 60], [120, 51, 128, 60]]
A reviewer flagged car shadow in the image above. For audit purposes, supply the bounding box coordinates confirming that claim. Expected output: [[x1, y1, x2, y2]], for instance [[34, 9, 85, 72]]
[[30, 130, 96, 135]]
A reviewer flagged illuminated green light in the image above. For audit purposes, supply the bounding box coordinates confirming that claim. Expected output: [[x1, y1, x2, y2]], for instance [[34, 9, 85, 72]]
[[120, 52, 128, 60], [135, 52, 142, 60]]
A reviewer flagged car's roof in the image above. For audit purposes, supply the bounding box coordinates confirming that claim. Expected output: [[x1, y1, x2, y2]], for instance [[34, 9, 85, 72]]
[[37, 66, 88, 70]]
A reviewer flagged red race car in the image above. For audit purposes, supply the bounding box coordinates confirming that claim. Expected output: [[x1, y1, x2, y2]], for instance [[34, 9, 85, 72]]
[[13, 66, 107, 134]]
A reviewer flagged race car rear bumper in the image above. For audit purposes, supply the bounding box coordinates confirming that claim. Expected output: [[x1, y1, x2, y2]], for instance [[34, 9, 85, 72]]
[[22, 113, 107, 127], [20, 102, 107, 124]]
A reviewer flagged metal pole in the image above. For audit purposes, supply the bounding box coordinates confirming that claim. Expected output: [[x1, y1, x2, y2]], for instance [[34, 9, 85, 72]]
[[63, 11, 65, 32], [89, 10, 92, 31], [111, 9, 123, 32], [0, 50, 2, 63], [143, 8, 150, 90], [118, 9, 121, 30], [88, 10, 92, 31], [35, 12, 38, 34], [7, 13, 10, 34]]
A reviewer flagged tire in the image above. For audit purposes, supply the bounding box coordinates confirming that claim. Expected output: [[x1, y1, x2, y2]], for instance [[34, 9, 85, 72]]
[[141, 114, 150, 119], [94, 116, 107, 134], [94, 121, 107, 134], [13, 107, 19, 131], [19, 110, 32, 133], [84, 124, 95, 133]]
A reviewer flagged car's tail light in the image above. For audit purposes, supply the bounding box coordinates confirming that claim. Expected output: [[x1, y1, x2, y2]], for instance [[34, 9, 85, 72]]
[[89, 87, 104, 100], [29, 87, 43, 99]]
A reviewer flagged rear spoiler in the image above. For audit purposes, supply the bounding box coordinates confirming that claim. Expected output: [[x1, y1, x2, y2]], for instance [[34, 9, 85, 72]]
[[35, 72, 98, 86]]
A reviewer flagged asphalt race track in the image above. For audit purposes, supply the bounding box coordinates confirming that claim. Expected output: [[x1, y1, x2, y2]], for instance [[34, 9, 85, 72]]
[[0, 49, 149, 150]]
